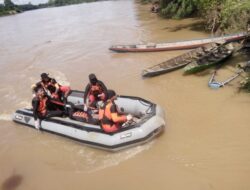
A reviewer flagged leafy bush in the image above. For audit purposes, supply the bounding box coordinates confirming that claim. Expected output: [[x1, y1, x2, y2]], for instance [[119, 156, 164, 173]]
[[196, 0, 250, 34], [159, 0, 250, 33], [240, 76, 250, 92], [160, 0, 198, 19]]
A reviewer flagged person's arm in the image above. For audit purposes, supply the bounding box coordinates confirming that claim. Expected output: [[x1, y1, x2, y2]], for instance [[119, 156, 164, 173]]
[[54, 83, 60, 94], [110, 104, 127, 123], [47, 96, 64, 111], [98, 80, 108, 100], [51, 78, 60, 94], [83, 84, 91, 104], [98, 80, 108, 91]]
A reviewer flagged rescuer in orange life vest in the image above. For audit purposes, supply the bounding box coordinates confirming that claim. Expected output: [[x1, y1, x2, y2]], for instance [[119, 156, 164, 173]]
[[99, 90, 133, 133], [83, 73, 108, 108], [32, 88, 65, 130], [32, 73, 71, 103]]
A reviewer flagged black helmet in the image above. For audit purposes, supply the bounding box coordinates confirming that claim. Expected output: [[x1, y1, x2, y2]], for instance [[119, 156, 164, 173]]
[[41, 73, 49, 79], [89, 73, 97, 84], [107, 90, 116, 99]]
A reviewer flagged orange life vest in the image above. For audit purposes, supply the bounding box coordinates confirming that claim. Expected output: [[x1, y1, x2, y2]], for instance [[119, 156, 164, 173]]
[[99, 101, 113, 125], [38, 97, 48, 116], [99, 101, 127, 126], [89, 83, 103, 97]]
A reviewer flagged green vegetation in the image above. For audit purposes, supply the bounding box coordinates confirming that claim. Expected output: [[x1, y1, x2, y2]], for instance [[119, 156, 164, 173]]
[[153, 0, 250, 92], [4, 0, 15, 9], [240, 76, 250, 92], [48, 0, 96, 6], [0, 0, 21, 16], [239, 61, 250, 92], [198, 0, 250, 34], [0, 0, 96, 16], [160, 0, 198, 19], [158, 0, 250, 34]]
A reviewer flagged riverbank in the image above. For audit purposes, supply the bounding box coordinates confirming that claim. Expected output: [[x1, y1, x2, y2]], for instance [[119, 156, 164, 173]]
[[139, 3, 250, 92], [0, 0, 96, 17], [1, 1, 250, 189], [0, 9, 18, 16], [145, 0, 250, 35]]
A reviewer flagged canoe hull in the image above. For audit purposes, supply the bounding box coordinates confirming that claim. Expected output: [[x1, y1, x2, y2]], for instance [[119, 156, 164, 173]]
[[142, 43, 220, 77], [110, 33, 246, 53], [184, 54, 233, 74], [142, 63, 187, 77], [183, 41, 238, 74]]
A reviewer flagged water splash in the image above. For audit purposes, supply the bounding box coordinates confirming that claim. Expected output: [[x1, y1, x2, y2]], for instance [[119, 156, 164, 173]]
[[0, 114, 12, 121], [17, 101, 31, 108]]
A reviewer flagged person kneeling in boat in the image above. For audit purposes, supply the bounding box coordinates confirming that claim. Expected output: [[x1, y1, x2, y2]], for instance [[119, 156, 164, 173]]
[[99, 90, 133, 133], [32, 73, 71, 103], [83, 73, 108, 108], [32, 88, 65, 130]]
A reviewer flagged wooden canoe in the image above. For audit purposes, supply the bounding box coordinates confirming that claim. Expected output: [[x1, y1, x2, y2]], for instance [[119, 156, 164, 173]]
[[109, 33, 246, 53], [142, 42, 221, 77], [183, 41, 240, 74]]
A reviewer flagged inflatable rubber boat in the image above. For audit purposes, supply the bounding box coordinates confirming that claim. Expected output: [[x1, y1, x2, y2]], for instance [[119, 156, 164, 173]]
[[12, 90, 166, 152]]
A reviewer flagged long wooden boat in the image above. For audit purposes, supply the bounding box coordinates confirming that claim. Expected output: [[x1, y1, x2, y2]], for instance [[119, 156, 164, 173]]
[[142, 42, 221, 77], [183, 41, 240, 74], [109, 33, 246, 53]]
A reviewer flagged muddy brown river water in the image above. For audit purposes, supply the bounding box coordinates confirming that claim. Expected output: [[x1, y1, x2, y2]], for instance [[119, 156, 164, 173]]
[[0, 1, 250, 190]]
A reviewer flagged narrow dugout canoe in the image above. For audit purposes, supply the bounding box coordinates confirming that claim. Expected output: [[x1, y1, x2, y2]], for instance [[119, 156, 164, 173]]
[[142, 42, 220, 77], [183, 41, 240, 74], [109, 33, 246, 53]]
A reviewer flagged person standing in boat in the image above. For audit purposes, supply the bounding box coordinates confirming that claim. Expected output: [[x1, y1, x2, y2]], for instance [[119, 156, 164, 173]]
[[31, 73, 71, 103], [32, 88, 65, 130], [99, 90, 133, 133], [83, 73, 108, 108]]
